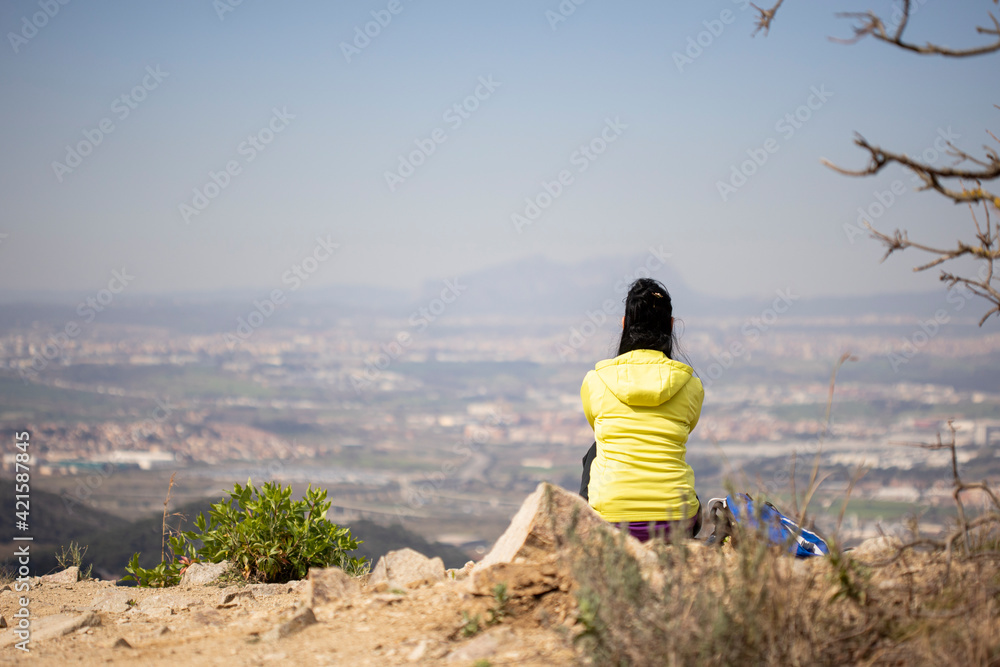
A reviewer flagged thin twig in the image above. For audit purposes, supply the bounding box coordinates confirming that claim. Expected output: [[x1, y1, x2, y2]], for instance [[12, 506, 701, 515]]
[[162, 472, 177, 563]]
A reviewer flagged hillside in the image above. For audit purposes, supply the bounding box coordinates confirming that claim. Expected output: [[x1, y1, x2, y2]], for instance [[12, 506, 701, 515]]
[[3, 483, 999, 666]]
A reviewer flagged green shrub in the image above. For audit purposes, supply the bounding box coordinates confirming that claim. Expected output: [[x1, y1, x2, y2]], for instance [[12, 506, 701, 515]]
[[123, 480, 366, 587]]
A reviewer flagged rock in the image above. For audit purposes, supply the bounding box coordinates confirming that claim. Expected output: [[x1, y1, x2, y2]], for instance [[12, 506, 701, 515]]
[[468, 560, 567, 598], [41, 567, 79, 585], [407, 639, 429, 662], [32, 611, 100, 643], [0, 615, 6, 628], [446, 627, 511, 662], [90, 591, 134, 614], [477, 483, 610, 569], [476, 482, 656, 576], [111, 637, 132, 649], [369, 548, 446, 590], [138, 594, 202, 616], [262, 606, 316, 641], [180, 561, 233, 586], [851, 536, 903, 560], [246, 581, 303, 597], [218, 589, 254, 607], [306, 567, 361, 607], [191, 609, 225, 626], [446, 561, 476, 581], [140, 606, 174, 618]]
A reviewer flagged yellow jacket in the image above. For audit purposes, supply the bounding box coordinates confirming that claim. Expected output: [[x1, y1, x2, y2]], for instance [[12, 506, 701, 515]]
[[581, 349, 703, 522]]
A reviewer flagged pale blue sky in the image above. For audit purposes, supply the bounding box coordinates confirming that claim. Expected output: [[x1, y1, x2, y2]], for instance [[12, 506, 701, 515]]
[[1, 0, 997, 299]]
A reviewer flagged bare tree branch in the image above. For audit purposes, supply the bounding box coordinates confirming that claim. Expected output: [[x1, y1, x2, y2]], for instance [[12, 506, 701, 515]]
[[832, 3, 1000, 57], [820, 134, 1000, 206], [758, 0, 1000, 57], [822, 123, 1000, 324], [751, 4, 1000, 323], [751, 0, 785, 36], [860, 422, 1000, 579]]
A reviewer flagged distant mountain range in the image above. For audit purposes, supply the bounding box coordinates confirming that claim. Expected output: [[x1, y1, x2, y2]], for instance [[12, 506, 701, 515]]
[[0, 253, 981, 334]]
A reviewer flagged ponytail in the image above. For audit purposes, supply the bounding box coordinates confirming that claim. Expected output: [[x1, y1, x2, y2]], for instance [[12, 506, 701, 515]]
[[617, 278, 677, 359]]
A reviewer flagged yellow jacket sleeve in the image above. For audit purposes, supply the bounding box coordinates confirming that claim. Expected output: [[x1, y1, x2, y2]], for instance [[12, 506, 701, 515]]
[[581, 372, 595, 429]]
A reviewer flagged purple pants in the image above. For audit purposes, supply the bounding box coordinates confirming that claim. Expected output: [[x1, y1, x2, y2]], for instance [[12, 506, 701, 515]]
[[620, 511, 702, 543]]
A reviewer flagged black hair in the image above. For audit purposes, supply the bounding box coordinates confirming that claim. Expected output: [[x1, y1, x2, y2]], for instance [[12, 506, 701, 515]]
[[617, 278, 678, 359]]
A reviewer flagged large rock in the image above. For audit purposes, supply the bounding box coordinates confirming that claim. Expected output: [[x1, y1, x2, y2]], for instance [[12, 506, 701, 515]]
[[306, 567, 361, 606], [180, 561, 233, 585], [475, 483, 664, 590], [40, 567, 79, 585], [368, 548, 446, 590], [477, 482, 646, 565]]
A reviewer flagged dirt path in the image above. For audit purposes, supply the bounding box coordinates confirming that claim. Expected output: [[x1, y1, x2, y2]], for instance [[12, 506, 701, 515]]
[[0, 575, 579, 665]]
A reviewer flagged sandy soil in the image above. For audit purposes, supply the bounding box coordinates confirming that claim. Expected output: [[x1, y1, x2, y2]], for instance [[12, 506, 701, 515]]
[[0, 573, 580, 666]]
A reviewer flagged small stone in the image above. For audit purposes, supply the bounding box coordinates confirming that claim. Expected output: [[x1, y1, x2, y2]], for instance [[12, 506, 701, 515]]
[[306, 567, 361, 607], [368, 548, 446, 590], [111, 637, 132, 649], [90, 591, 134, 614], [0, 615, 6, 628], [192, 609, 225, 626], [446, 561, 476, 581], [41, 567, 80, 585], [262, 606, 316, 641], [139, 594, 202, 614], [446, 627, 510, 662], [407, 639, 429, 662], [246, 583, 284, 598], [141, 606, 174, 618], [218, 589, 254, 607], [180, 561, 233, 586]]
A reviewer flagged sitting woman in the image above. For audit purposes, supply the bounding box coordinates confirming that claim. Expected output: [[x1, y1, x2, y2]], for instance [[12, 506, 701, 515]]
[[581, 278, 704, 542]]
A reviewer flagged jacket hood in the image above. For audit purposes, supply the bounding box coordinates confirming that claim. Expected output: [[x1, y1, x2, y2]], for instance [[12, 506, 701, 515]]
[[593, 349, 694, 407]]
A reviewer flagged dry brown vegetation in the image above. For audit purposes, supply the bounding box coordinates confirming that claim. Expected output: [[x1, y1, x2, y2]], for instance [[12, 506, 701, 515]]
[[567, 424, 1000, 666]]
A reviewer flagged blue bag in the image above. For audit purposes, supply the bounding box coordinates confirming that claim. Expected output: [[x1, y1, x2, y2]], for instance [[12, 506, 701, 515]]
[[705, 493, 829, 558]]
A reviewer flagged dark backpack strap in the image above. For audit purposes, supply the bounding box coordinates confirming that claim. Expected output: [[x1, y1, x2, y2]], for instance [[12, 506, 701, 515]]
[[579, 442, 597, 501]]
